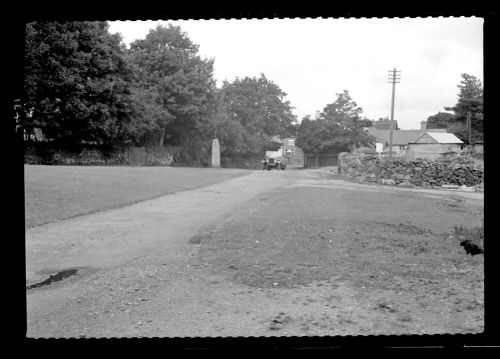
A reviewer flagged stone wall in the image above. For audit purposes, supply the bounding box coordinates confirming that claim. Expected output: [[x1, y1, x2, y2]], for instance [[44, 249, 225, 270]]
[[26, 148, 129, 165], [338, 151, 483, 187], [24, 146, 177, 166], [145, 146, 175, 166]]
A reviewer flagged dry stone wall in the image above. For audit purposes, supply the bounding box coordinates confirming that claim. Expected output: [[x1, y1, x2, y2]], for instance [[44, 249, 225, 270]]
[[50, 149, 128, 165], [24, 146, 176, 166], [338, 152, 483, 188]]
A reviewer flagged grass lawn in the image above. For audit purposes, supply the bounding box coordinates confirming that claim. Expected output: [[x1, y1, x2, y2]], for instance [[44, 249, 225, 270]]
[[25, 165, 251, 227]]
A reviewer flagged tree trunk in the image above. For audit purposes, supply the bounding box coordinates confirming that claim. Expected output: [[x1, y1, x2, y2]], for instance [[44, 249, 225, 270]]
[[315, 154, 319, 168]]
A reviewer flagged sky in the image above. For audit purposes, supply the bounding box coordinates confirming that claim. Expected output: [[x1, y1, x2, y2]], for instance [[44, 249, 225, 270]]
[[108, 17, 483, 130]]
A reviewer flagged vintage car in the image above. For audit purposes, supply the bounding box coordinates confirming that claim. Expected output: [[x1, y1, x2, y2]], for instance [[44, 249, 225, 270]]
[[262, 156, 287, 170]]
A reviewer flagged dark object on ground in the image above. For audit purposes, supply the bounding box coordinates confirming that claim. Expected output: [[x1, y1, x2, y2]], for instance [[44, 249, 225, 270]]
[[460, 240, 484, 255], [454, 224, 483, 256], [27, 268, 79, 289]]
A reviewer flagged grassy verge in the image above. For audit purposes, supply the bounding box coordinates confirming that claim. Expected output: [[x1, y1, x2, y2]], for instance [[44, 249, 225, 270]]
[[195, 186, 484, 289], [190, 186, 483, 333], [25, 165, 251, 227]]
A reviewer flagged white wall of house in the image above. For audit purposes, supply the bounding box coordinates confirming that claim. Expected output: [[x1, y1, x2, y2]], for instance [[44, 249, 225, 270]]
[[405, 143, 462, 160]]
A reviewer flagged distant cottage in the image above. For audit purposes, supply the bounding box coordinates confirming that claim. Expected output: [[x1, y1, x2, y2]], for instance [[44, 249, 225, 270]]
[[407, 131, 463, 160], [269, 137, 305, 167], [364, 120, 463, 160]]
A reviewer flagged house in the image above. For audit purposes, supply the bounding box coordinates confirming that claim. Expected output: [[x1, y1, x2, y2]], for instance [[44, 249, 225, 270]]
[[280, 137, 305, 167], [406, 132, 464, 160], [266, 136, 305, 167], [365, 121, 448, 156], [282, 137, 298, 155]]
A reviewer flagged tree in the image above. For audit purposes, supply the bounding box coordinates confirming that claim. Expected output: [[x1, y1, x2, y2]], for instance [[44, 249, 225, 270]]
[[441, 73, 484, 143], [296, 90, 374, 157], [295, 116, 328, 156], [24, 21, 139, 151], [215, 74, 296, 155], [127, 24, 217, 149], [321, 90, 363, 128], [358, 118, 373, 128], [427, 111, 456, 129], [447, 73, 483, 117]]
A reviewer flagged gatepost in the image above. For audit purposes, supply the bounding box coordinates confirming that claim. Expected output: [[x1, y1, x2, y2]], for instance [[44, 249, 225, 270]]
[[211, 138, 220, 168]]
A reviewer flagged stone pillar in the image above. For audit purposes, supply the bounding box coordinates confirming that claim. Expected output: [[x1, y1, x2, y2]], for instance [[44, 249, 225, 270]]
[[211, 138, 220, 168]]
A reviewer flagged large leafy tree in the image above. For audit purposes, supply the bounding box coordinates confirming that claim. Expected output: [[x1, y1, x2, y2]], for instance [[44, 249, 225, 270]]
[[24, 21, 139, 150], [215, 74, 296, 155], [295, 116, 328, 155], [127, 24, 217, 148], [297, 90, 375, 156], [428, 73, 483, 143], [321, 90, 363, 128], [426, 111, 464, 136]]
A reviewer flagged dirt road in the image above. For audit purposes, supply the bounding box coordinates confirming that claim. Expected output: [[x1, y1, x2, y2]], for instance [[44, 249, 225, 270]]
[[26, 169, 483, 337]]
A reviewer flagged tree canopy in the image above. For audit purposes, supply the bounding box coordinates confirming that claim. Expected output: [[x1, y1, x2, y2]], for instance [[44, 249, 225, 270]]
[[427, 111, 457, 130], [24, 21, 138, 150], [126, 24, 218, 148], [296, 90, 375, 155], [23, 22, 300, 165], [428, 73, 483, 143], [214, 74, 296, 155]]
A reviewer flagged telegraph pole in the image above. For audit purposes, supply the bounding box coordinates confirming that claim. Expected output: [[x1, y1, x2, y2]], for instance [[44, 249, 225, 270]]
[[388, 68, 401, 159], [467, 111, 472, 145]]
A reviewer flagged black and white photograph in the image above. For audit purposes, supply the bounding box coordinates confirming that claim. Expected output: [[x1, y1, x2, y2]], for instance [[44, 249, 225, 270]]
[[20, 15, 486, 341]]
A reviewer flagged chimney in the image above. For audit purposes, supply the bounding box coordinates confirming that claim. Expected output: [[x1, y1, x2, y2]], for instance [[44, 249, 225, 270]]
[[420, 121, 427, 131]]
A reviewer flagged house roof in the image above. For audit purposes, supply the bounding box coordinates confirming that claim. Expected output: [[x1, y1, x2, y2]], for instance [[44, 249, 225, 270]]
[[366, 128, 422, 145], [372, 120, 399, 130], [413, 132, 464, 144], [365, 127, 453, 146], [391, 130, 425, 145]]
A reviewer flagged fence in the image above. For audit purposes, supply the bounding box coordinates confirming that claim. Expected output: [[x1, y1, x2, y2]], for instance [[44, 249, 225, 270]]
[[305, 155, 338, 168]]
